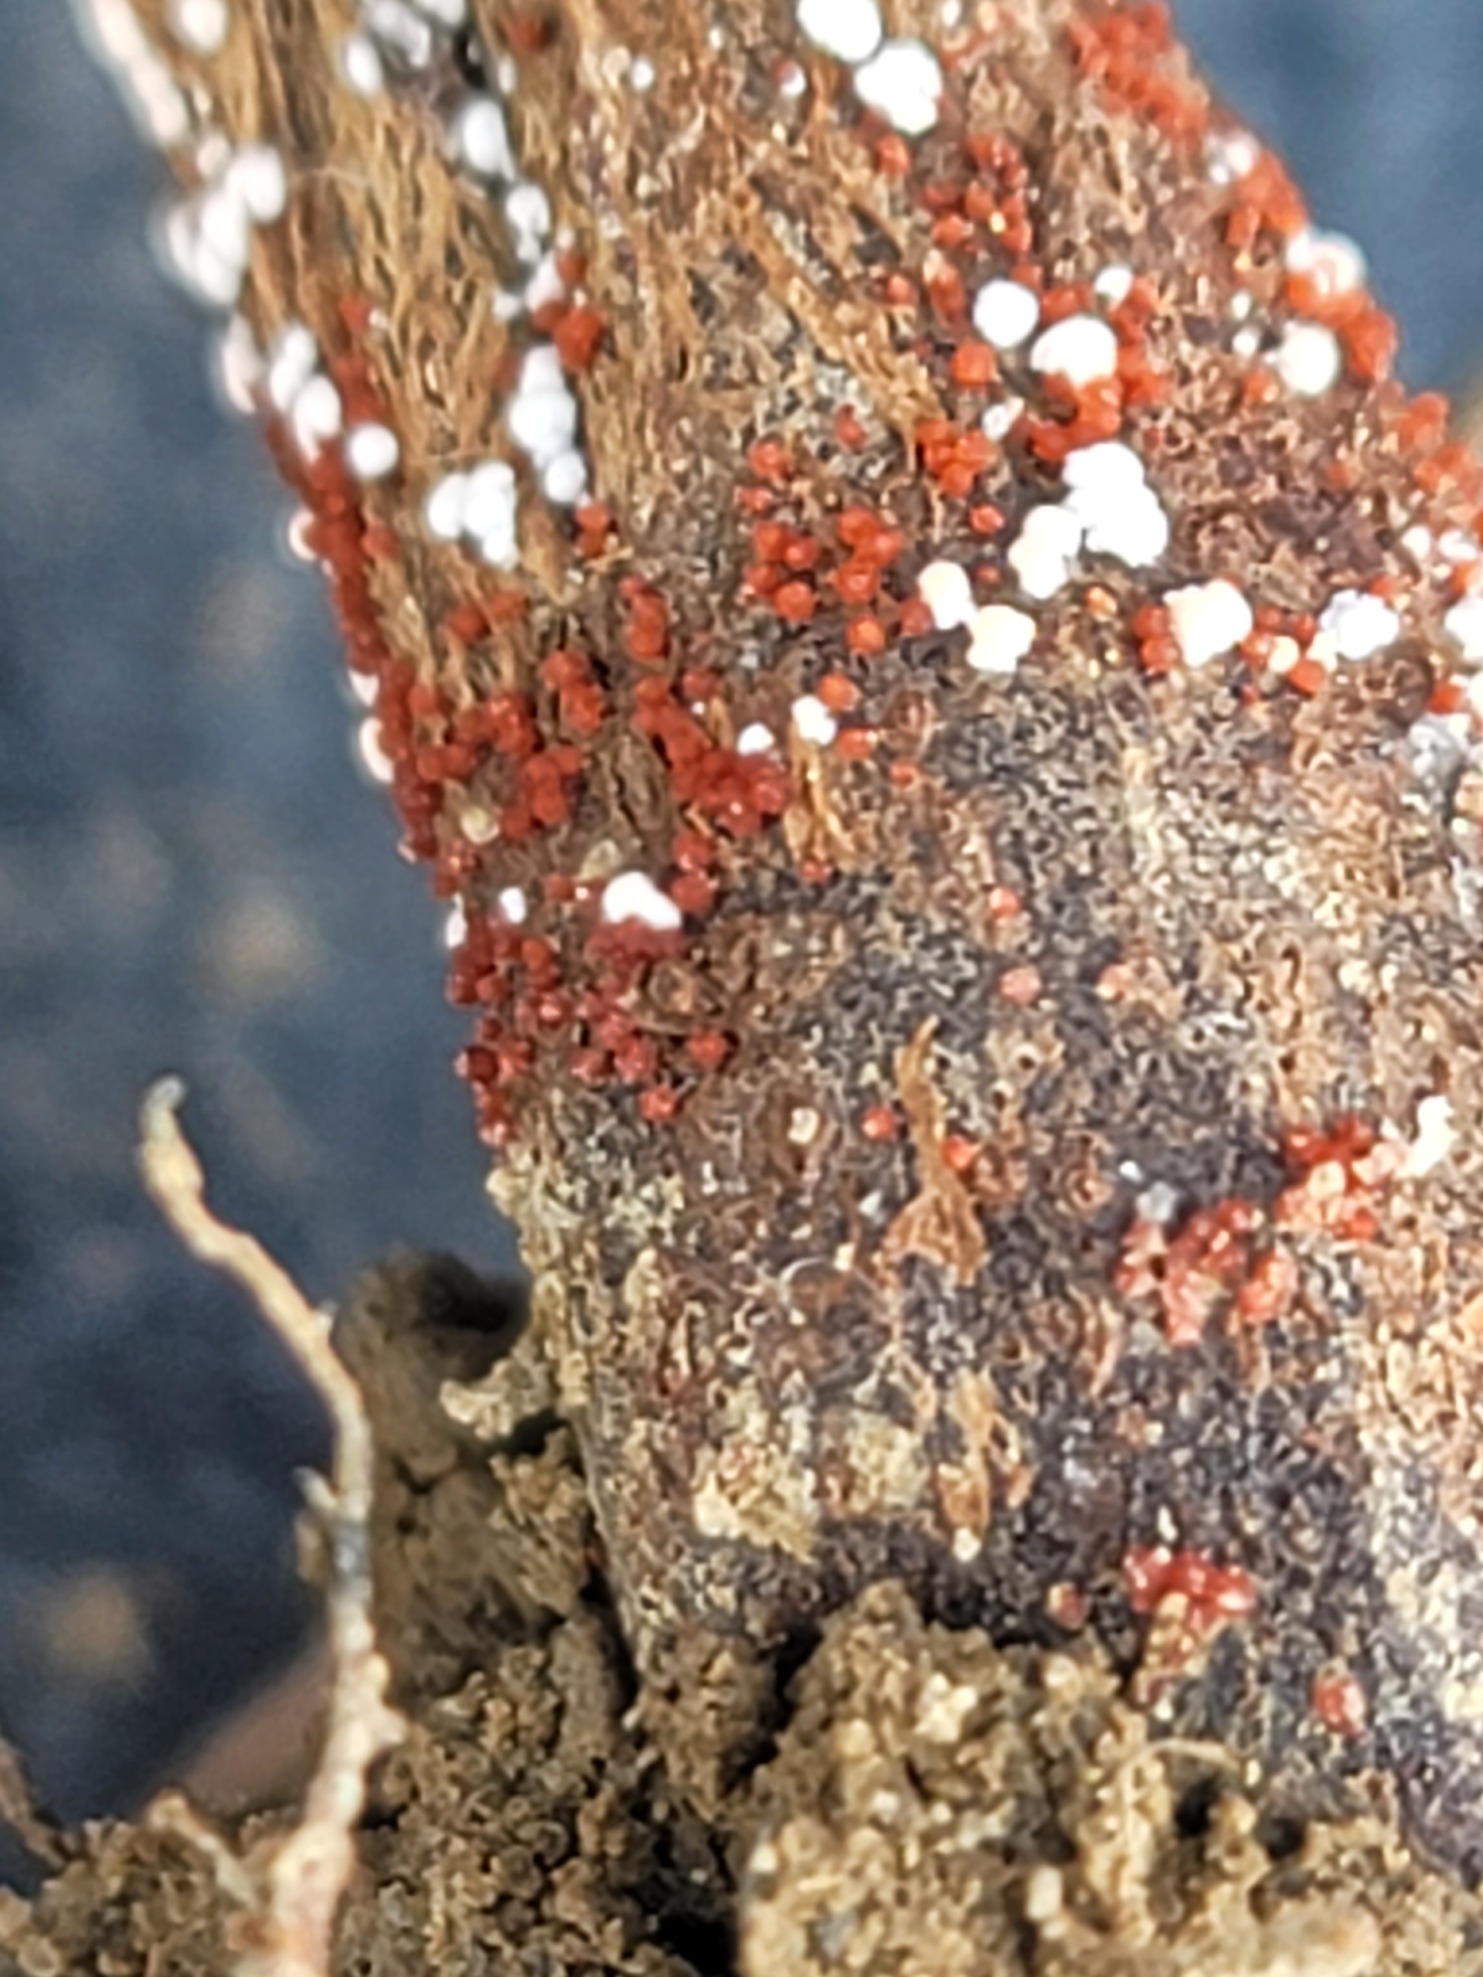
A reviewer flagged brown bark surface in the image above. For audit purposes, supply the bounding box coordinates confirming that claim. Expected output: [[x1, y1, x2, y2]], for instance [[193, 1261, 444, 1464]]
[[17, 0, 1483, 1968]]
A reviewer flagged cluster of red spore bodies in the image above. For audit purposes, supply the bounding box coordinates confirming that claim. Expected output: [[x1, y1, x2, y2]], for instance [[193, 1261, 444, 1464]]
[[1025, 279, 1168, 464], [1123, 1544, 1259, 1628], [1067, 3, 1208, 147], [1216, 147, 1400, 387], [888, 128, 1169, 464], [263, 422, 450, 868], [632, 677, 791, 838], [1396, 390, 1483, 522], [737, 458, 928, 738], [1115, 1196, 1296, 1347], [448, 895, 731, 1146], [1273, 1117, 1399, 1242]]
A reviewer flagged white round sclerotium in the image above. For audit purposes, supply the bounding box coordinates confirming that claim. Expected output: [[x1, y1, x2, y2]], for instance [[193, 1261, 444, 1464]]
[[1272, 322, 1342, 398], [424, 472, 470, 541], [851, 39, 943, 135], [601, 872, 682, 932], [966, 605, 1037, 676], [971, 279, 1041, 351], [1319, 588, 1400, 662], [917, 560, 975, 630], [1444, 597, 1483, 663], [791, 695, 839, 747], [346, 423, 400, 481], [796, 0, 883, 64], [1165, 580, 1254, 668], [1028, 315, 1119, 387], [453, 97, 513, 179]]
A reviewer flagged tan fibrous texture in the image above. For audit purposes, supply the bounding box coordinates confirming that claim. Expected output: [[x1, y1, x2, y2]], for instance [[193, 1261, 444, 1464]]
[[65, 0, 1483, 1932]]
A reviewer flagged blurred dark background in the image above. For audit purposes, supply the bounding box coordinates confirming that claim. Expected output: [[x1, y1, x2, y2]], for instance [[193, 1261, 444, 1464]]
[[1, 0, 1482, 1868]]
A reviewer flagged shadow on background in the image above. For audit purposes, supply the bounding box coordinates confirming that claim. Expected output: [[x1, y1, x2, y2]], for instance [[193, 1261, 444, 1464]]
[[1, 0, 1481, 1869]]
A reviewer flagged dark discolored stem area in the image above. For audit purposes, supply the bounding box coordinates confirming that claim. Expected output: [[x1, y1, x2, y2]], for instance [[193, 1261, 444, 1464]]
[[31, 0, 1483, 1966]]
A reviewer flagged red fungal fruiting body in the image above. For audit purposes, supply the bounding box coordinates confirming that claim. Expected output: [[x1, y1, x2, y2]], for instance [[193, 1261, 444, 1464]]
[[747, 436, 792, 485], [847, 615, 887, 657], [861, 1104, 900, 1143], [773, 580, 818, 625], [620, 577, 671, 663], [1067, 3, 1207, 145], [949, 342, 998, 390], [998, 963, 1043, 1006], [553, 302, 606, 372], [1235, 1245, 1298, 1327], [1225, 149, 1308, 249], [1312, 1666, 1368, 1740], [684, 1030, 732, 1074]]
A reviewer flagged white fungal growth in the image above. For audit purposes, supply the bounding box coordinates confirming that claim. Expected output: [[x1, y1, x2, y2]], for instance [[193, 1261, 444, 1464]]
[[981, 394, 1024, 441], [161, 142, 289, 308], [442, 900, 468, 951], [266, 323, 319, 413], [851, 39, 943, 135], [1444, 597, 1483, 662], [338, 32, 385, 96], [1007, 504, 1084, 602], [1093, 264, 1135, 307], [217, 313, 264, 414], [345, 422, 400, 481], [917, 560, 975, 630], [737, 722, 776, 755], [971, 279, 1041, 351], [1206, 127, 1260, 186], [966, 605, 1037, 676], [1400, 524, 1436, 566], [508, 344, 579, 471], [228, 143, 287, 223], [1060, 442, 1170, 568], [1272, 322, 1343, 398], [361, 0, 434, 66], [496, 886, 528, 924], [356, 719, 394, 785], [1003, 446, 1168, 602], [1165, 580, 1254, 668], [1285, 227, 1366, 301], [796, 0, 883, 64], [541, 449, 588, 506], [291, 374, 344, 456], [424, 472, 470, 542], [166, 0, 229, 55], [505, 183, 553, 264], [453, 97, 513, 178], [461, 459, 519, 567], [1319, 589, 1400, 662], [1402, 1093, 1455, 1178], [77, 0, 191, 148], [1028, 315, 1120, 388], [601, 872, 683, 932], [791, 695, 839, 747]]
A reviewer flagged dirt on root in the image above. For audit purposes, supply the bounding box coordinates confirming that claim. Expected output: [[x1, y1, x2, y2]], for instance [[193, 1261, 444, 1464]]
[[3, 1257, 1483, 1977]]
